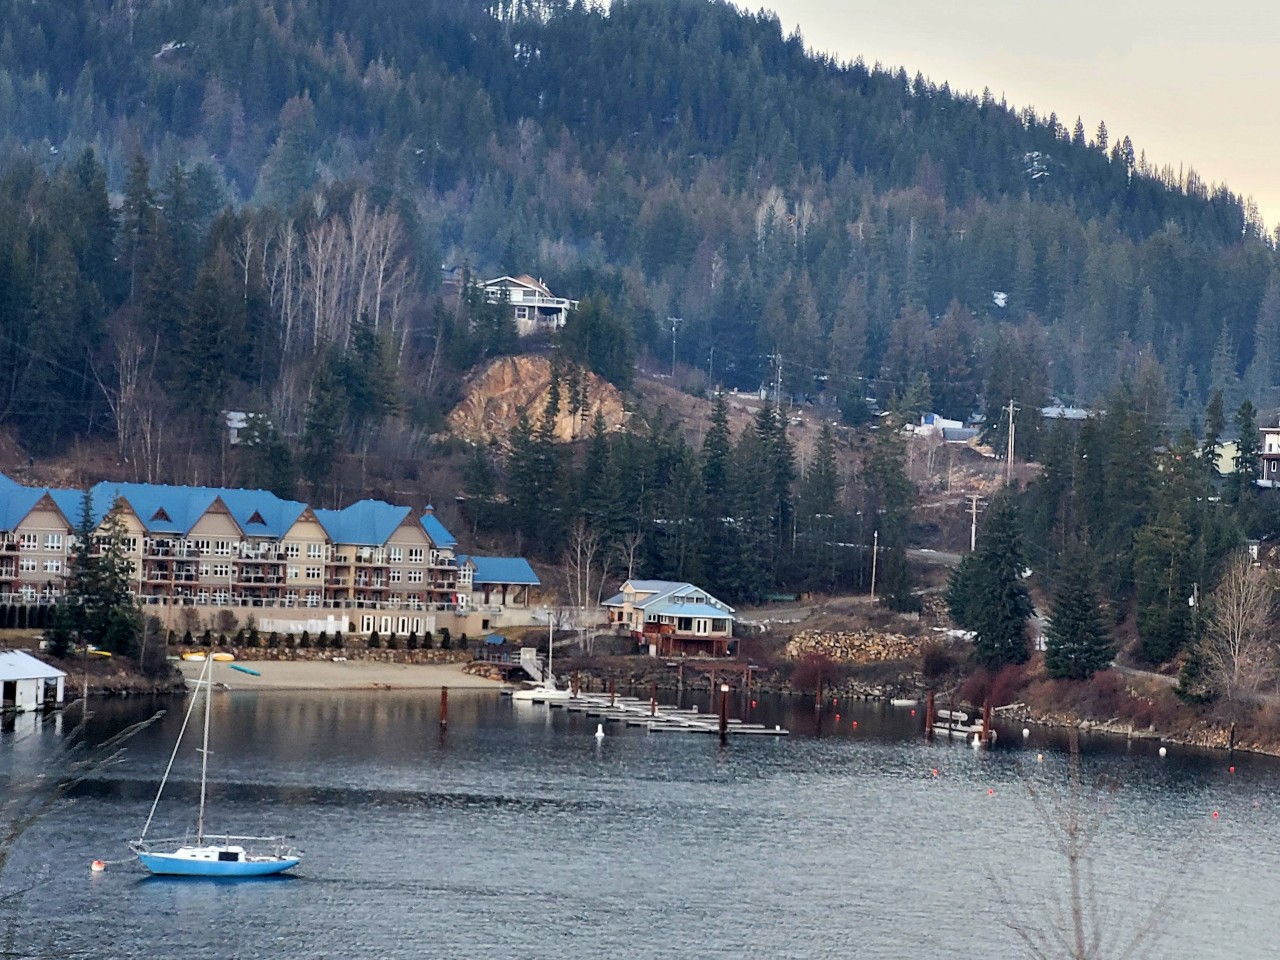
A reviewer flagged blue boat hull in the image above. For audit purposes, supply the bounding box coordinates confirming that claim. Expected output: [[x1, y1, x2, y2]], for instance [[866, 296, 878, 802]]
[[137, 853, 300, 877]]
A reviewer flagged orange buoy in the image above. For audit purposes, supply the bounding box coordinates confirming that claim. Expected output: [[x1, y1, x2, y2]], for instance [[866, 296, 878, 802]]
[[1229, 766, 1236, 774], [1212, 810, 1220, 820], [90, 860, 106, 872], [988, 788, 995, 796], [931, 768, 938, 777]]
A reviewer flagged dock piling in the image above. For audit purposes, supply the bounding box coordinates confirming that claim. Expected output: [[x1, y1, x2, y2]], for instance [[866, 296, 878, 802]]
[[718, 683, 729, 744], [609, 677, 616, 707], [925, 690, 936, 742], [440, 686, 448, 729]]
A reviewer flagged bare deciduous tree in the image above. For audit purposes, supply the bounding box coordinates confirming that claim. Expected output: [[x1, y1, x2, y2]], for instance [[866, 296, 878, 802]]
[[1197, 551, 1275, 710], [996, 732, 1167, 960], [563, 519, 603, 610], [3, 709, 162, 950]]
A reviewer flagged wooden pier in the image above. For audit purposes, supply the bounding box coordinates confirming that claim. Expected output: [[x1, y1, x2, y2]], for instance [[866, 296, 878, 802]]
[[510, 689, 789, 736]]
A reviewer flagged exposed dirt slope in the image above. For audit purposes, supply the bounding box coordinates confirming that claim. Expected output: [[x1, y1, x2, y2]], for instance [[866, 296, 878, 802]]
[[447, 356, 629, 444]]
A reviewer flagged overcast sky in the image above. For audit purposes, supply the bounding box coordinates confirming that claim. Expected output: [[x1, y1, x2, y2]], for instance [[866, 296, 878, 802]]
[[764, 0, 1278, 230]]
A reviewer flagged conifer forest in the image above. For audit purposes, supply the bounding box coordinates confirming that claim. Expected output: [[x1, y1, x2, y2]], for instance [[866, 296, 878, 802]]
[[1, 0, 1278, 672]]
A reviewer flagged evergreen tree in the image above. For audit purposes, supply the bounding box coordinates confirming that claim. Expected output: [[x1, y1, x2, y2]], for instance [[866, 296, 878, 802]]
[[1044, 550, 1113, 680], [300, 355, 349, 488], [967, 489, 1033, 669], [1231, 400, 1261, 498], [1202, 389, 1226, 475], [1134, 510, 1194, 664]]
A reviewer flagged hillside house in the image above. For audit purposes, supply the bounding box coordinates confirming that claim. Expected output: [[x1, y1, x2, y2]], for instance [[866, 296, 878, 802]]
[[480, 275, 578, 336], [602, 580, 735, 657], [1259, 427, 1280, 487]]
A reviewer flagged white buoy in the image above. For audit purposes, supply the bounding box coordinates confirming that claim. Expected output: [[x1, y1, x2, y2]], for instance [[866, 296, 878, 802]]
[[1159, 746, 1167, 758], [972, 734, 982, 749], [1022, 728, 1030, 738], [595, 723, 605, 740]]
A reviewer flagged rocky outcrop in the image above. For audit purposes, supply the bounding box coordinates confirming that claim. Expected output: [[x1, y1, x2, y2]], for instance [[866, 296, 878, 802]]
[[785, 629, 924, 662], [447, 355, 628, 444]]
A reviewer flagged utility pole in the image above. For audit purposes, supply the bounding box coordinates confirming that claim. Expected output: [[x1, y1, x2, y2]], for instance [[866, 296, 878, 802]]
[[968, 495, 982, 552], [869, 529, 879, 601], [773, 350, 784, 412], [1004, 399, 1019, 485], [666, 317, 682, 379]]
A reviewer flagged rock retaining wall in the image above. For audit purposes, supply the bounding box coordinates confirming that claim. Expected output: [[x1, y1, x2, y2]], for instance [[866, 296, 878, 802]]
[[785, 630, 924, 662]]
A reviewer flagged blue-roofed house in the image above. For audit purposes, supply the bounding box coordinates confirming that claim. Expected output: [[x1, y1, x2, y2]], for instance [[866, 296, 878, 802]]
[[0, 481, 75, 604], [317, 501, 463, 637], [602, 580, 735, 657], [458, 555, 539, 632]]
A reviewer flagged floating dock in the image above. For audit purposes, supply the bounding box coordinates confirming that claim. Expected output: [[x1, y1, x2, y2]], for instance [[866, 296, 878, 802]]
[[511, 690, 789, 736]]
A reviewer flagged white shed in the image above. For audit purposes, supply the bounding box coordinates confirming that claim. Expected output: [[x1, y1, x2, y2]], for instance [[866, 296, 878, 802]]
[[0, 650, 67, 713]]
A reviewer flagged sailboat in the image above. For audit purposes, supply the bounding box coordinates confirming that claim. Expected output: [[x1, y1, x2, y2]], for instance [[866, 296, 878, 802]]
[[510, 616, 572, 702], [129, 653, 300, 877]]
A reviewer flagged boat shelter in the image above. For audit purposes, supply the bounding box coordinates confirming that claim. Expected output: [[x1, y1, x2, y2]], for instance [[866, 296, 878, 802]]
[[0, 649, 67, 712]]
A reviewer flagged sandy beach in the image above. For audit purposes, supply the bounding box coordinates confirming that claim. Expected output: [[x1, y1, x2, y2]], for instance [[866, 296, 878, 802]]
[[174, 658, 502, 691]]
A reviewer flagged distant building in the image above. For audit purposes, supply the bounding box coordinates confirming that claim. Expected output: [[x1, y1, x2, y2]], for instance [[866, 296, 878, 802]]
[[457, 556, 540, 633], [1259, 427, 1280, 486], [0, 475, 549, 638], [0, 649, 65, 712], [480, 275, 578, 336], [602, 580, 735, 657]]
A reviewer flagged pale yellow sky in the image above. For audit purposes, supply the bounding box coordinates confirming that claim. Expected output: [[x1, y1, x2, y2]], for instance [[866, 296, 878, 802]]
[[765, 1, 1279, 229]]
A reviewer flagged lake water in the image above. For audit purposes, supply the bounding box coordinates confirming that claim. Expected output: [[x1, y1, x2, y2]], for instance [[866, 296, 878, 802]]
[[2, 689, 1277, 959]]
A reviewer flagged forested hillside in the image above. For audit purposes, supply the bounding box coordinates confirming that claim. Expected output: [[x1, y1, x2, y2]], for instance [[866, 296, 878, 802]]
[[0, 0, 1277, 622]]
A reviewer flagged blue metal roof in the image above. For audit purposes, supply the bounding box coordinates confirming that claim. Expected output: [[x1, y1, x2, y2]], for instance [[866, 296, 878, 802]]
[[421, 512, 456, 548], [215, 489, 307, 539], [602, 580, 735, 614], [647, 601, 734, 620], [46, 489, 103, 528], [0, 486, 45, 530], [463, 556, 539, 585], [90, 482, 220, 534], [314, 500, 411, 546]]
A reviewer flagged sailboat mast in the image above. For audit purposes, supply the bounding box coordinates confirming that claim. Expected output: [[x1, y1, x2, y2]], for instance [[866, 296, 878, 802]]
[[196, 655, 212, 844], [548, 614, 553, 681]]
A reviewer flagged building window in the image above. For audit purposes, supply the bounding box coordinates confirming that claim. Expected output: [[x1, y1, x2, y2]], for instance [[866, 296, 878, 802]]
[[212, 563, 232, 578], [389, 569, 401, 583], [193, 539, 210, 553], [408, 548, 424, 563], [212, 590, 229, 605], [307, 542, 323, 559], [286, 543, 300, 558], [515, 305, 528, 319], [407, 570, 423, 584], [305, 590, 321, 607], [19, 534, 37, 550], [19, 558, 36, 572], [214, 540, 232, 556], [305, 566, 322, 580], [287, 566, 300, 580], [40, 559, 60, 574], [44, 534, 62, 551], [196, 590, 209, 604]]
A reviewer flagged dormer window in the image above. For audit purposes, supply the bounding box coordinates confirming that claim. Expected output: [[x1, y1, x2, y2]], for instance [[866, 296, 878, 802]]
[[247, 510, 266, 526], [150, 507, 171, 523]]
